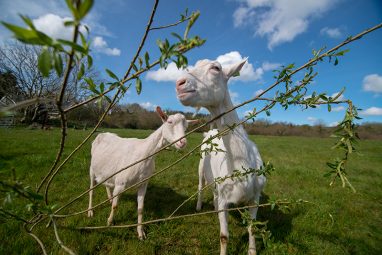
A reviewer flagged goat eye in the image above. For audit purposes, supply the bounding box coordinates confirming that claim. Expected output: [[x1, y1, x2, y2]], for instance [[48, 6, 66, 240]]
[[167, 121, 173, 124]]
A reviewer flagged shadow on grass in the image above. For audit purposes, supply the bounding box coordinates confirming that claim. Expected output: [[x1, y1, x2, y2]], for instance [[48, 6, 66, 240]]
[[120, 184, 190, 219], [229, 193, 305, 254]]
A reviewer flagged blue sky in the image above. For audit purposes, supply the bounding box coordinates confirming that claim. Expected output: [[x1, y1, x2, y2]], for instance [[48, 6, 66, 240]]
[[1, 0, 381, 126]]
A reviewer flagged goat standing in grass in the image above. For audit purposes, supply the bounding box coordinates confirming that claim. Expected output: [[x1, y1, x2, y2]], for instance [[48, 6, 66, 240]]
[[88, 107, 190, 240], [176, 59, 265, 255]]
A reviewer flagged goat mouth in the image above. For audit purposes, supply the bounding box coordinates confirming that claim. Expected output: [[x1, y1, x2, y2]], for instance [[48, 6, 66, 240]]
[[177, 89, 196, 100]]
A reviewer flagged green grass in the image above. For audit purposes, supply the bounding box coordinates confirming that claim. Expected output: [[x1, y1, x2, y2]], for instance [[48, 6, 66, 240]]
[[1, 128, 381, 254]]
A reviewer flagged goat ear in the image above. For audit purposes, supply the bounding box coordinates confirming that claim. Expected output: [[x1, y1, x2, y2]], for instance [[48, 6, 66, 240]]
[[156, 106, 168, 122], [223, 58, 247, 79]]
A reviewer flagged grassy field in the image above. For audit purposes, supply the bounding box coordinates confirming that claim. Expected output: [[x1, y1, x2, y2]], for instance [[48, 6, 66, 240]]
[[0, 127, 381, 254]]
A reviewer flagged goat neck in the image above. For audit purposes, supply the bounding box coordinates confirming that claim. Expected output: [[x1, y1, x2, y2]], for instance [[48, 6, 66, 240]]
[[206, 90, 241, 130], [142, 125, 165, 154]]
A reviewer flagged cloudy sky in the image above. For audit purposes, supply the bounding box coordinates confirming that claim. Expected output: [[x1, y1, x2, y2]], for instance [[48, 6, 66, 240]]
[[1, 0, 381, 125]]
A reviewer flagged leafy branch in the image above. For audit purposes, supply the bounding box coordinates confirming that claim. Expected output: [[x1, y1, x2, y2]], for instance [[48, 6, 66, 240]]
[[1, 0, 381, 252]]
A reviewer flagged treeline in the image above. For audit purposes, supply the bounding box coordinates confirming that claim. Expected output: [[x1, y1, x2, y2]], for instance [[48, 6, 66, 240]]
[[10, 102, 381, 140], [244, 120, 382, 140], [66, 103, 210, 131], [65, 103, 382, 140]]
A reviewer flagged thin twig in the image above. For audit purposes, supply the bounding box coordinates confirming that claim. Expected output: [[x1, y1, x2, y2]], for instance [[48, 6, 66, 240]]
[[37, 22, 80, 195], [150, 16, 192, 30], [75, 200, 309, 230], [27, 232, 48, 255], [54, 103, 273, 218], [33, 22, 382, 229], [168, 181, 215, 218], [63, 60, 160, 113], [52, 219, 76, 255], [42, 0, 160, 205]]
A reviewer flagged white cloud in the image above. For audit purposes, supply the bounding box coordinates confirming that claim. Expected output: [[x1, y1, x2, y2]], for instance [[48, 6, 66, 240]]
[[1, 0, 116, 52], [93, 36, 107, 48], [320, 27, 343, 38], [328, 121, 339, 127], [331, 106, 345, 112], [139, 102, 156, 110], [0, 0, 69, 22], [33, 14, 83, 40], [307, 116, 318, 124], [31, 14, 121, 57], [217, 51, 264, 82], [92, 36, 121, 56], [254, 89, 265, 97], [261, 61, 280, 71], [146, 51, 279, 83], [360, 107, 382, 116], [145, 62, 187, 82], [233, 0, 338, 49], [363, 74, 382, 93]]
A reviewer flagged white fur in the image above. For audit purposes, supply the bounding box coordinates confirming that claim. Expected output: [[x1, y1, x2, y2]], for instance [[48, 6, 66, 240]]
[[88, 113, 188, 240], [176, 59, 266, 255]]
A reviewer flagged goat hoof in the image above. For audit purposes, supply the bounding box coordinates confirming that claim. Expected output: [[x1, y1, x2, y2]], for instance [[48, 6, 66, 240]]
[[138, 231, 146, 240], [196, 205, 202, 211], [107, 219, 114, 226], [88, 210, 93, 217], [248, 248, 256, 255]]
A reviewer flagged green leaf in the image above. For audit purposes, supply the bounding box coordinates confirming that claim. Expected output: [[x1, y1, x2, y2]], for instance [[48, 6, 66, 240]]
[[38, 48, 52, 77], [144, 52, 150, 68], [156, 39, 164, 51], [135, 78, 142, 95], [65, 0, 80, 20], [1, 22, 42, 45], [327, 104, 332, 112], [132, 63, 138, 72], [79, 31, 87, 47], [19, 15, 35, 29], [319, 94, 328, 101], [64, 20, 76, 27], [265, 110, 271, 116], [78, 0, 94, 20], [138, 57, 143, 69], [104, 95, 112, 103], [184, 11, 200, 39], [334, 49, 350, 56], [35, 31, 54, 46], [99, 82, 105, 93], [54, 53, 63, 76], [87, 55, 93, 69], [84, 78, 98, 94], [77, 62, 85, 80], [334, 58, 339, 66], [57, 39, 87, 54], [171, 32, 183, 42], [105, 69, 119, 81]]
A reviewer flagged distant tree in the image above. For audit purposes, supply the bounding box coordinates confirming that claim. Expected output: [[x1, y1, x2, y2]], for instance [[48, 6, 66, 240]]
[[0, 41, 98, 124], [0, 71, 20, 99]]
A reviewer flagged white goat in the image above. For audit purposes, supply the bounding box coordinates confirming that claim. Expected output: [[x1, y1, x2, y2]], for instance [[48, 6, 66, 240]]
[[176, 59, 265, 255], [88, 107, 190, 240]]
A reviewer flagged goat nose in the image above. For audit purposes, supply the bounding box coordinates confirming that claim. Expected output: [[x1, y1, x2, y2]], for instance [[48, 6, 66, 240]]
[[178, 138, 187, 148], [176, 78, 186, 89]]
